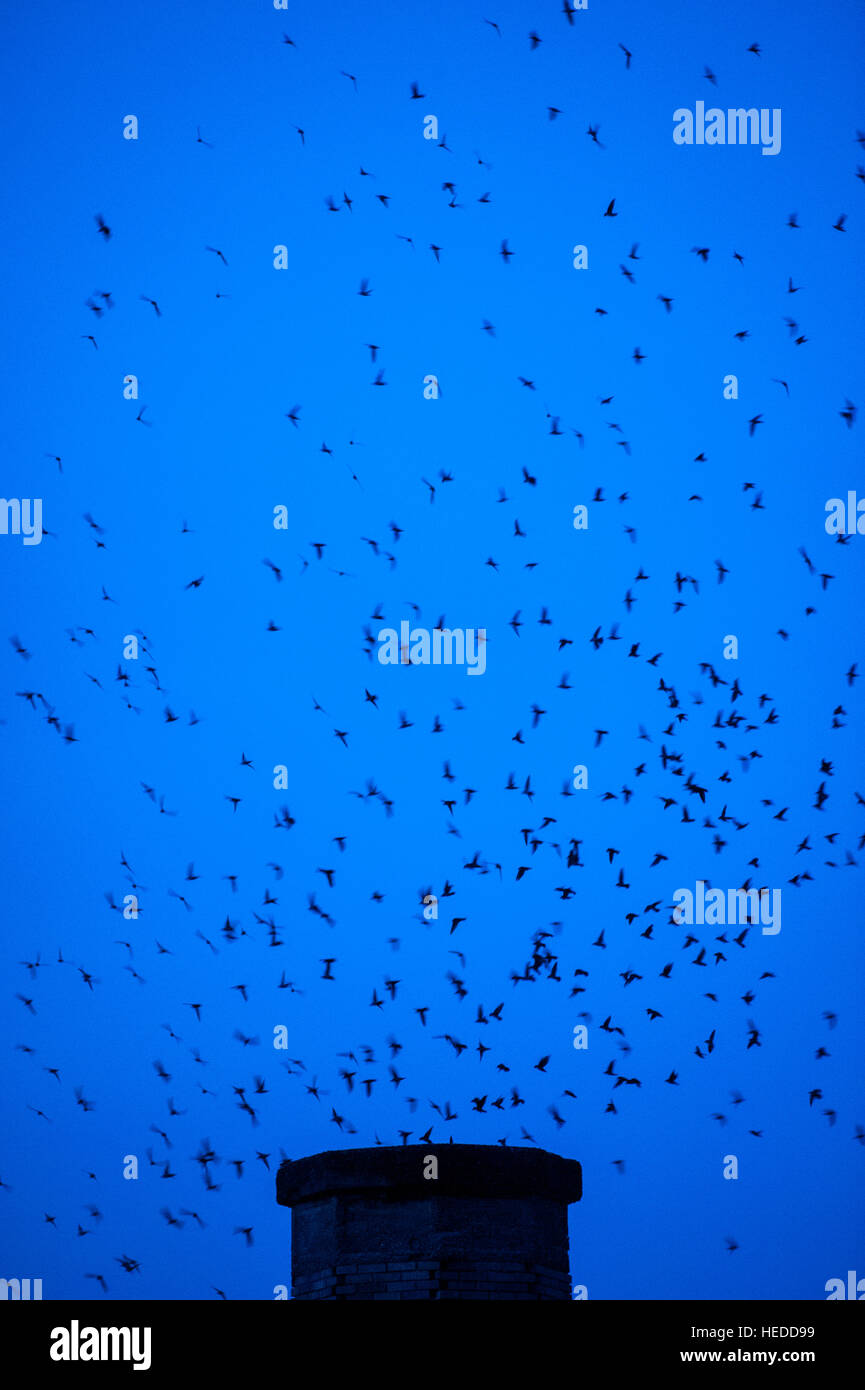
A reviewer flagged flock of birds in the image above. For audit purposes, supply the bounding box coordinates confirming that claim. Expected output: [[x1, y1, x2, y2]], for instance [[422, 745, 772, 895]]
[[5, 9, 864, 1298]]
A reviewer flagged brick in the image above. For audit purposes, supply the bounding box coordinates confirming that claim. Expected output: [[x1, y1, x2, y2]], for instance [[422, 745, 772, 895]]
[[278, 1143, 581, 1301]]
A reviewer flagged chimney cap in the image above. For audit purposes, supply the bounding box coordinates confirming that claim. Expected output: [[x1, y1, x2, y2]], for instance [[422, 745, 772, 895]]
[[276, 1143, 582, 1208]]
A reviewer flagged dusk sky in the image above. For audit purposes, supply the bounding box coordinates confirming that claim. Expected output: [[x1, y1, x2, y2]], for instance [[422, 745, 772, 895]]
[[1, 0, 863, 1301]]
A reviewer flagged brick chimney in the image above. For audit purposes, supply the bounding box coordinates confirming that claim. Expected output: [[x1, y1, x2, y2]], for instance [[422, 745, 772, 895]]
[[276, 1143, 582, 1300]]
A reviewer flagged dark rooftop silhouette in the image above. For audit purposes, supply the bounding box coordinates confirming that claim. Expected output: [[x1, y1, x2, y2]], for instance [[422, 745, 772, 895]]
[[277, 1143, 582, 1299]]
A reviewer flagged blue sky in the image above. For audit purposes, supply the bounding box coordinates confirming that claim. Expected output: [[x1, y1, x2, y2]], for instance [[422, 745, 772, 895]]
[[1, 0, 863, 1301]]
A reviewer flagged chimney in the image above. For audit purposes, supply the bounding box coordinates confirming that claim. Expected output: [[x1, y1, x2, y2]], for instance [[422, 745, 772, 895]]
[[276, 1143, 582, 1300]]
